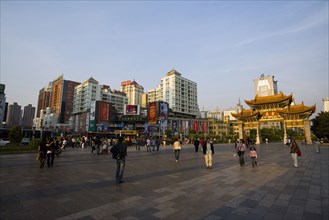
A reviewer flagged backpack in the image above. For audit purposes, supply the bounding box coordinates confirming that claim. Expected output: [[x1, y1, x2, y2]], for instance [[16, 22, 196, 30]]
[[110, 143, 121, 159]]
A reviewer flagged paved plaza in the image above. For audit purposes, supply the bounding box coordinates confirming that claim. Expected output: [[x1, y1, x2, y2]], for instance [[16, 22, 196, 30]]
[[0, 142, 328, 220]]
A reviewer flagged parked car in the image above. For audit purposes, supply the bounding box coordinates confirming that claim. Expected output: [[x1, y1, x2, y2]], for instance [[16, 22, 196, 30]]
[[21, 138, 31, 145], [0, 139, 10, 146]]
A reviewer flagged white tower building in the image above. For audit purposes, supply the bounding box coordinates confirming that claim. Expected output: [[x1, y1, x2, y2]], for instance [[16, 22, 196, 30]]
[[120, 80, 144, 106], [323, 98, 329, 112], [153, 69, 199, 117]]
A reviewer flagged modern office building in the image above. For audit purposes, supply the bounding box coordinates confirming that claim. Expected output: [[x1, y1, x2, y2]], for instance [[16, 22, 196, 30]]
[[150, 69, 199, 117], [253, 74, 278, 97], [120, 80, 144, 106], [22, 104, 36, 129], [6, 102, 22, 127]]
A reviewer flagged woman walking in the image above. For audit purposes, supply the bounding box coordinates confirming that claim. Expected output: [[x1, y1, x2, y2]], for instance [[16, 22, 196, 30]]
[[236, 139, 246, 166], [290, 139, 300, 168], [173, 138, 182, 162]]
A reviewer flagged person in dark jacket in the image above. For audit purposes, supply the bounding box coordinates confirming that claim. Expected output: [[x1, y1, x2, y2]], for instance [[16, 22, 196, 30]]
[[194, 138, 200, 152], [110, 137, 128, 184], [38, 138, 47, 168], [202, 138, 214, 169]]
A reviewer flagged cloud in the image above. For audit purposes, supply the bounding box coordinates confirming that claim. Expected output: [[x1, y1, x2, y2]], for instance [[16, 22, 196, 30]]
[[234, 6, 328, 47]]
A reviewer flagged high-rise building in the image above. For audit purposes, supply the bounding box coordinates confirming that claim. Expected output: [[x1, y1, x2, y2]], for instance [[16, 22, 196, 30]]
[[22, 104, 36, 128], [120, 80, 144, 106], [37, 75, 79, 123], [153, 69, 199, 117], [73, 77, 101, 114], [253, 74, 278, 97], [141, 93, 148, 108], [323, 98, 329, 112], [0, 84, 7, 127], [50, 75, 80, 123], [147, 89, 157, 103], [72, 77, 128, 132], [37, 83, 51, 118], [6, 102, 22, 127]]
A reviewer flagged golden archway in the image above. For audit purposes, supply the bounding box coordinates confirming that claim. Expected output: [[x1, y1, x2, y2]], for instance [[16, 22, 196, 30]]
[[232, 92, 316, 144]]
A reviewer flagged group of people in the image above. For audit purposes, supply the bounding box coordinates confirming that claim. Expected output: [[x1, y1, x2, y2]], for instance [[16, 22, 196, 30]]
[[38, 133, 314, 184], [37, 137, 56, 168], [145, 137, 162, 152]]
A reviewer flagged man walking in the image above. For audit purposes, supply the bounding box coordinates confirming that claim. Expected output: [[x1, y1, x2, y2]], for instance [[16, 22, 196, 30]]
[[110, 137, 128, 184], [194, 138, 200, 152]]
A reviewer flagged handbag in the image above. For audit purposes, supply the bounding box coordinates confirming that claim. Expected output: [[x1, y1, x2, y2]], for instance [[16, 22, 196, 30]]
[[296, 149, 301, 157], [47, 150, 52, 154]]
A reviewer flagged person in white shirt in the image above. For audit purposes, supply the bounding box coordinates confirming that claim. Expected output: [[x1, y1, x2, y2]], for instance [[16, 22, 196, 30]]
[[172, 138, 182, 162]]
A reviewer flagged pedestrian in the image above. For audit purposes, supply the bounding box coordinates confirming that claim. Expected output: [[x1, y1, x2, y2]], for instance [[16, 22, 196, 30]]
[[46, 138, 55, 167], [286, 138, 291, 147], [194, 138, 200, 152], [110, 136, 128, 184], [237, 139, 246, 166], [151, 138, 156, 151], [95, 136, 101, 155], [146, 137, 151, 152], [38, 138, 47, 168], [156, 137, 161, 151], [91, 137, 96, 155], [202, 138, 214, 169], [199, 138, 205, 152], [315, 139, 321, 153], [290, 139, 300, 168], [249, 146, 257, 167], [172, 138, 182, 162]]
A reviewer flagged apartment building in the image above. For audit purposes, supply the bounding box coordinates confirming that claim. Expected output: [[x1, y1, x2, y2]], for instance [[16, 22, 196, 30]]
[[120, 80, 144, 106], [149, 69, 199, 117]]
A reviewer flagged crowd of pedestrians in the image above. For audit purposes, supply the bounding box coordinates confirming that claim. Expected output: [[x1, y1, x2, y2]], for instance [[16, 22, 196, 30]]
[[36, 133, 322, 184]]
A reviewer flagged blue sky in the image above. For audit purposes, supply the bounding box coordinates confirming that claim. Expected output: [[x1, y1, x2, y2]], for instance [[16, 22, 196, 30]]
[[1, 1, 328, 115]]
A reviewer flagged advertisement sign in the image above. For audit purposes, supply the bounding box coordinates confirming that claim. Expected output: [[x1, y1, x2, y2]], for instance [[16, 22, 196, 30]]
[[159, 102, 168, 133], [202, 121, 207, 133], [85, 112, 90, 132], [193, 121, 199, 132], [124, 105, 140, 115], [148, 102, 157, 125], [99, 101, 110, 122], [172, 120, 178, 134], [89, 101, 95, 132]]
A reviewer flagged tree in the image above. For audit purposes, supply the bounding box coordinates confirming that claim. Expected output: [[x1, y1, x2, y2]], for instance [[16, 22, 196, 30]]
[[311, 112, 329, 140], [9, 126, 23, 144]]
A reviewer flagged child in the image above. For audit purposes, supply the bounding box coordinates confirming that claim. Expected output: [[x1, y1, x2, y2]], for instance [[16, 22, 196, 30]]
[[250, 146, 257, 167]]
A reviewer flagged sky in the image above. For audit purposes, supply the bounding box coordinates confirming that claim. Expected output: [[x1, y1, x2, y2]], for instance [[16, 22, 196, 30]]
[[1, 0, 328, 116]]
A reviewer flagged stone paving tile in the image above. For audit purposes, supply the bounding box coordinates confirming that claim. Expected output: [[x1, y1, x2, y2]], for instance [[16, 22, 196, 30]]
[[0, 143, 328, 220]]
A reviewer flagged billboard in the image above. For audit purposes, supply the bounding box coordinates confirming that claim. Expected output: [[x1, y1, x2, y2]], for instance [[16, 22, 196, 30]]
[[98, 101, 111, 122], [148, 102, 157, 125], [124, 105, 140, 115], [159, 102, 168, 132]]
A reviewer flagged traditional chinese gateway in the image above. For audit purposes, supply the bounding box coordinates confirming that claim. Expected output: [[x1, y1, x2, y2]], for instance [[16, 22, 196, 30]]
[[231, 75, 316, 144]]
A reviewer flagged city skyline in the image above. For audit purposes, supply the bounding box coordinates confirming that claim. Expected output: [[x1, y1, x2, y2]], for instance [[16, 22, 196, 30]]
[[1, 1, 328, 114]]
